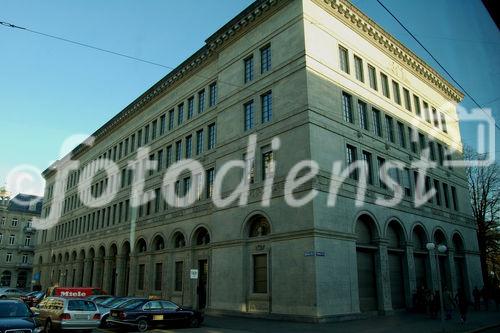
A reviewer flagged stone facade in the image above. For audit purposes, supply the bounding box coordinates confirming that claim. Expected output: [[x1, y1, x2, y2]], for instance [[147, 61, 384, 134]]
[[0, 190, 42, 289], [34, 0, 481, 321]]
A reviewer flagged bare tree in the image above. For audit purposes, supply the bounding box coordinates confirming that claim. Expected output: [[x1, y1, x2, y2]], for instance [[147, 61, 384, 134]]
[[465, 147, 500, 285]]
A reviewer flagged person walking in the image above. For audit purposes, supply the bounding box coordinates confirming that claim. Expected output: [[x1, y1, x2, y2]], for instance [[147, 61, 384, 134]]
[[473, 286, 481, 311], [443, 287, 455, 320], [456, 288, 469, 323]]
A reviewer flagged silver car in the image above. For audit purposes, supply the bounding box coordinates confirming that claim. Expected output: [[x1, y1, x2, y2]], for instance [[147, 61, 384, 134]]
[[0, 287, 24, 299], [33, 297, 100, 332]]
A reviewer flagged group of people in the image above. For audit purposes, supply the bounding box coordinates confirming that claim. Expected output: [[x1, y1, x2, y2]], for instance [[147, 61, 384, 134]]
[[472, 285, 500, 311], [413, 286, 469, 322]]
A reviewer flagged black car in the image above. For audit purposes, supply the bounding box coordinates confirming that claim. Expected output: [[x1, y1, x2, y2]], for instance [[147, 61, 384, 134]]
[[0, 299, 42, 332], [108, 299, 203, 332]]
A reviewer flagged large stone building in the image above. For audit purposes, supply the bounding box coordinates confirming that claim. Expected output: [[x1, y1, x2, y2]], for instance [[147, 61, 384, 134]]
[[34, 0, 482, 321], [0, 188, 42, 288]]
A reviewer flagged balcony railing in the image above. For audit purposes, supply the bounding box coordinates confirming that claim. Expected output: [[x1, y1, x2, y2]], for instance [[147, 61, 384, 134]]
[[17, 245, 35, 252], [24, 226, 35, 234], [16, 262, 32, 269]]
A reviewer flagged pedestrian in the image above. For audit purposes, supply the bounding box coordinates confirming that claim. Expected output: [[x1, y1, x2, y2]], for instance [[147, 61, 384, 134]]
[[430, 290, 439, 319], [456, 288, 468, 322], [473, 286, 481, 311], [443, 287, 455, 320]]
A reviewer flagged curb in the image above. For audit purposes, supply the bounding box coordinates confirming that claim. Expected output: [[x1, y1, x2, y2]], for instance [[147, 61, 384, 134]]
[[466, 323, 500, 333]]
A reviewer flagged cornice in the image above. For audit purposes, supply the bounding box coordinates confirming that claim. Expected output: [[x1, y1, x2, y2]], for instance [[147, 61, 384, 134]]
[[42, 0, 282, 179], [318, 0, 464, 104]]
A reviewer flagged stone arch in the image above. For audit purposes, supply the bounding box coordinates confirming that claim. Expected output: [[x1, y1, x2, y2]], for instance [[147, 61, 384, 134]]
[[433, 227, 448, 246], [109, 243, 118, 257], [385, 219, 406, 249], [38, 255, 44, 265], [242, 211, 272, 238], [78, 249, 86, 260], [51, 254, 56, 264], [171, 230, 187, 249], [355, 213, 379, 245], [192, 226, 211, 246], [64, 252, 70, 263], [120, 241, 131, 256], [452, 232, 466, 252], [353, 211, 381, 238], [71, 251, 77, 261], [385, 219, 407, 309], [88, 247, 96, 259], [97, 245, 106, 258], [411, 223, 429, 251], [152, 234, 166, 251], [136, 238, 147, 253]]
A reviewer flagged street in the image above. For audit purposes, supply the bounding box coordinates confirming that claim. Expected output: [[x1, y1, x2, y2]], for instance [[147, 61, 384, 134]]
[[90, 310, 500, 333]]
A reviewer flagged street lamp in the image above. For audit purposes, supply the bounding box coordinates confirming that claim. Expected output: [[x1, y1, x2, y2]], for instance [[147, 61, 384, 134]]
[[426, 242, 448, 333]]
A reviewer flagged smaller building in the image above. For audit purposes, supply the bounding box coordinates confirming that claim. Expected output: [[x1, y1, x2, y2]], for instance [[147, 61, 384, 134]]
[[0, 188, 42, 289]]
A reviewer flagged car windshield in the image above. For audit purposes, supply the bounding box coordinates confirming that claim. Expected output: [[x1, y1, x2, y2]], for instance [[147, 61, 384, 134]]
[[99, 297, 123, 307], [67, 300, 97, 311], [0, 303, 30, 318], [121, 299, 145, 310]]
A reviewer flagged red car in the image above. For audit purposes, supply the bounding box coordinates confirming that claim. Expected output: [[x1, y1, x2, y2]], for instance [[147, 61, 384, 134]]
[[20, 291, 45, 307]]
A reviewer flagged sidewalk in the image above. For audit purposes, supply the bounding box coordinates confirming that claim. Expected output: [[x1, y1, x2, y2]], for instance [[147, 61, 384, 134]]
[[199, 310, 500, 333]]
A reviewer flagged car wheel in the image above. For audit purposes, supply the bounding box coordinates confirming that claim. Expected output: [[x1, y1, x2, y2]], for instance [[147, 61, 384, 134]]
[[189, 317, 200, 328], [100, 314, 109, 328], [137, 319, 148, 332]]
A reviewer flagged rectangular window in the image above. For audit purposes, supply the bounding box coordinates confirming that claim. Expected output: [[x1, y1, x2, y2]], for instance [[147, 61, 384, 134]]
[[175, 141, 182, 162], [413, 95, 421, 116], [418, 133, 426, 153], [368, 64, 377, 90], [157, 149, 164, 171], [209, 82, 217, 107], [178, 103, 184, 125], [423, 101, 431, 123], [372, 109, 383, 137], [206, 168, 215, 198], [6, 253, 12, 263], [403, 88, 411, 111], [244, 100, 254, 131], [397, 122, 406, 148], [377, 157, 386, 189], [174, 261, 183, 291], [253, 254, 268, 293], [152, 120, 157, 140], [392, 81, 401, 104], [261, 44, 271, 73], [362, 151, 373, 185], [385, 115, 395, 143], [432, 108, 439, 127], [346, 144, 358, 180], [262, 150, 275, 180], [339, 45, 349, 73], [195, 173, 203, 200], [425, 176, 432, 204], [124, 138, 129, 156], [198, 90, 205, 113], [354, 55, 364, 82], [154, 263, 162, 291], [437, 143, 444, 166], [403, 168, 412, 197], [196, 129, 204, 155], [261, 91, 272, 123], [244, 56, 254, 83], [208, 124, 216, 150], [168, 109, 175, 130], [429, 141, 436, 161], [166, 145, 172, 167], [187, 97, 194, 119], [442, 183, 450, 208], [244, 153, 255, 184], [118, 142, 123, 159], [440, 113, 448, 133], [342, 92, 353, 123], [160, 114, 166, 135], [185, 135, 192, 158], [434, 180, 442, 206], [451, 186, 459, 211], [131, 134, 136, 152], [408, 127, 418, 153], [381, 73, 390, 98], [183, 177, 191, 205], [144, 125, 150, 144], [137, 264, 145, 290], [358, 100, 368, 130]]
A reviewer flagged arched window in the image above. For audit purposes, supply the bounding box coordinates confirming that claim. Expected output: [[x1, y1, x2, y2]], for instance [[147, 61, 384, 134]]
[[355, 215, 377, 245], [137, 239, 147, 253], [173, 232, 186, 249], [434, 229, 447, 246], [453, 234, 465, 253], [153, 235, 165, 251], [386, 221, 403, 249], [195, 228, 210, 246], [248, 215, 270, 237], [412, 225, 427, 251], [1, 271, 12, 287]]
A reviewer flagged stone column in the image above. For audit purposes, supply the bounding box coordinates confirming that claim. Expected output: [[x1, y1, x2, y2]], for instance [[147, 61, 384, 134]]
[[83, 259, 93, 287], [144, 254, 153, 295], [92, 258, 103, 288], [74, 260, 84, 287], [102, 257, 114, 294], [128, 255, 138, 296], [428, 251, 438, 291], [403, 243, 416, 308], [375, 241, 392, 313], [447, 250, 457, 294], [115, 255, 126, 296]]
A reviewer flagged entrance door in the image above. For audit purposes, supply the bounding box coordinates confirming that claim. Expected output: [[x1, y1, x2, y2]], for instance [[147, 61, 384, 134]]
[[357, 249, 377, 312], [197, 260, 208, 310], [388, 252, 405, 309]]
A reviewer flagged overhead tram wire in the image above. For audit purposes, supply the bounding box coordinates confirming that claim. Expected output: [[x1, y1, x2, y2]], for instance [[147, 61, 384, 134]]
[[375, 0, 500, 133], [0, 20, 260, 95]]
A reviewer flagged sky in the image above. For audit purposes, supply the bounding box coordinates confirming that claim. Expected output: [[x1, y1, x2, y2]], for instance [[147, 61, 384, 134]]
[[0, 0, 498, 197]]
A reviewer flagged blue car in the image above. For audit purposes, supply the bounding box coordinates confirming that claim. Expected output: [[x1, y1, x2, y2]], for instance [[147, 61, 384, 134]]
[[0, 299, 42, 332]]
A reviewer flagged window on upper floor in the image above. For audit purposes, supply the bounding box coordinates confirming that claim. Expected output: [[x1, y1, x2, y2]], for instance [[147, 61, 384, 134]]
[[357, 100, 368, 130], [440, 113, 448, 133], [244, 56, 254, 83], [209, 82, 217, 107], [206, 168, 215, 199], [397, 122, 406, 148], [339, 45, 349, 74], [260, 44, 271, 74], [160, 114, 166, 135], [362, 150, 373, 185], [423, 101, 431, 123], [368, 64, 377, 90], [144, 125, 150, 144], [392, 80, 401, 105], [9, 234, 15, 245], [346, 144, 358, 180], [11, 218, 18, 227], [342, 92, 353, 124], [372, 108, 383, 138], [175, 141, 182, 162], [261, 91, 272, 123], [244, 100, 254, 131], [196, 129, 204, 155], [198, 90, 206, 113], [381, 73, 390, 98], [354, 55, 364, 82], [262, 149, 275, 180], [432, 108, 439, 128], [178, 103, 184, 125], [187, 96, 194, 119], [385, 115, 395, 143], [403, 88, 411, 111], [168, 109, 175, 130], [208, 124, 216, 150], [451, 186, 459, 211], [185, 135, 192, 159]]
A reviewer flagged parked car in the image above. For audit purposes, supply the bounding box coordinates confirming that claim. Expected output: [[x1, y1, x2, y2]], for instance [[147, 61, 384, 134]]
[[96, 297, 145, 328], [33, 296, 101, 332], [0, 287, 24, 299], [109, 299, 203, 332], [21, 291, 45, 307], [0, 299, 42, 332], [87, 294, 113, 304]]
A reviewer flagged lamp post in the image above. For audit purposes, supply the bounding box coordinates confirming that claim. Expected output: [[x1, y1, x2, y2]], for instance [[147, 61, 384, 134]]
[[426, 242, 448, 333]]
